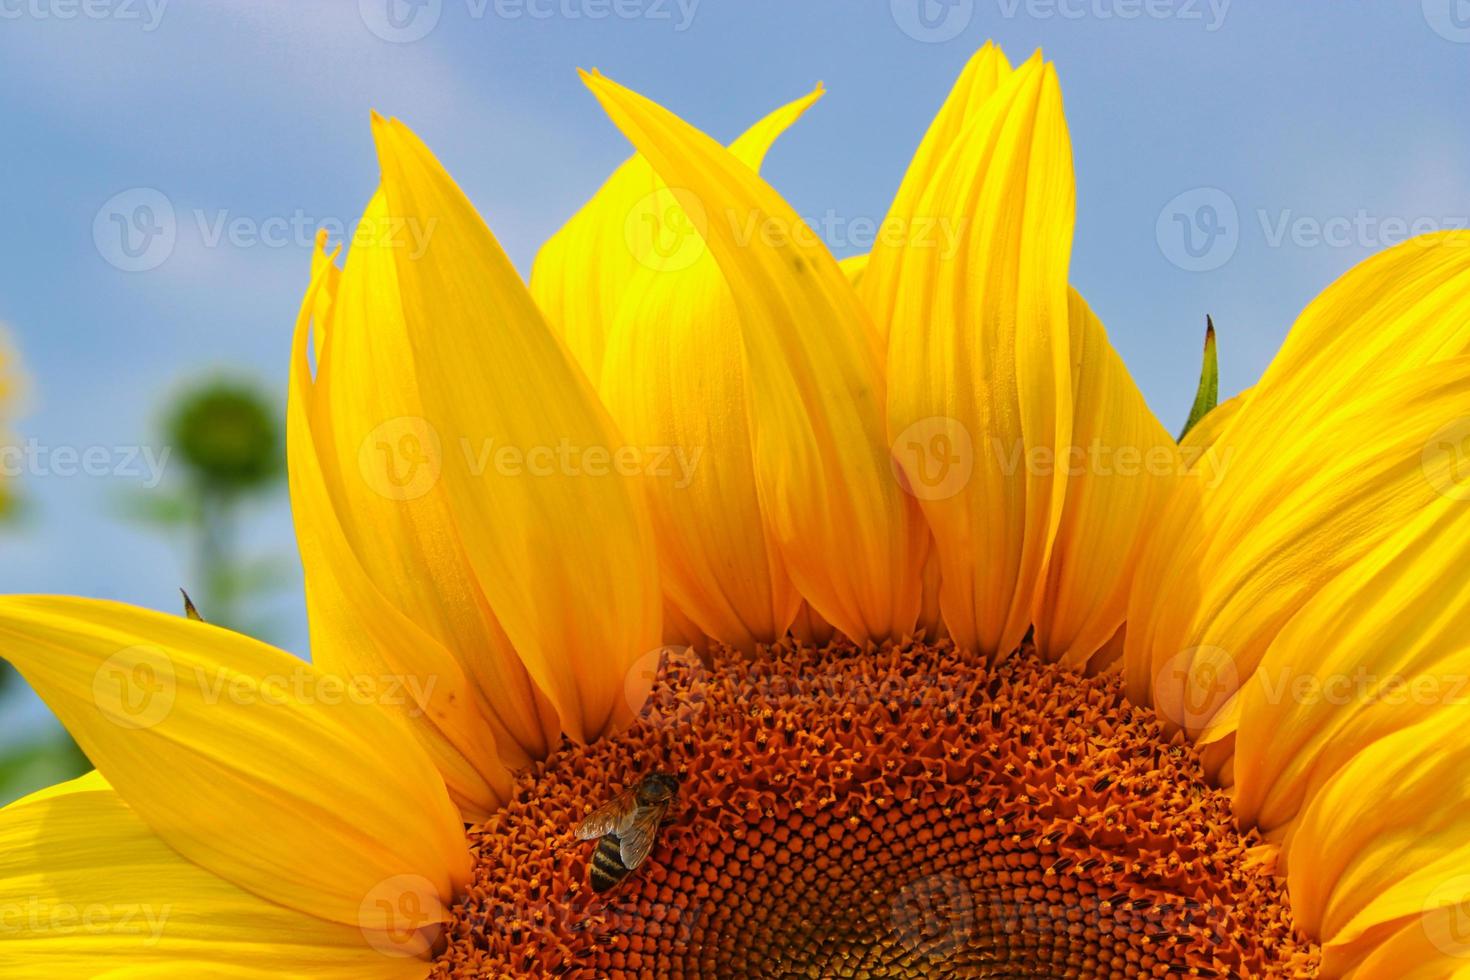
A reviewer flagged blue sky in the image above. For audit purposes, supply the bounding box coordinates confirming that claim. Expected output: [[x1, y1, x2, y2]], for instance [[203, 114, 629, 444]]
[[1, 1, 1468, 738]]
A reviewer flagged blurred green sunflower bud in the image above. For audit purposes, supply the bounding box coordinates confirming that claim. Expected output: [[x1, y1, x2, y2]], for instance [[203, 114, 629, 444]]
[[166, 379, 283, 495]]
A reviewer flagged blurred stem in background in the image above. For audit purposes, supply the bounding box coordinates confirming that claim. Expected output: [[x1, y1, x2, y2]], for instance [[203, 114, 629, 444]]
[[3, 375, 289, 805], [119, 377, 289, 632]]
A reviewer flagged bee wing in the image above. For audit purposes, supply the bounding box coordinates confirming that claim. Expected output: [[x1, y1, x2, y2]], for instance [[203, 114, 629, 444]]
[[617, 803, 668, 871], [575, 789, 638, 840]]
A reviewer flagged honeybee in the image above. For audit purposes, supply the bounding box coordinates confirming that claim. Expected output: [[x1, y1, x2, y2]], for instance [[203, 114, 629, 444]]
[[575, 771, 680, 893]]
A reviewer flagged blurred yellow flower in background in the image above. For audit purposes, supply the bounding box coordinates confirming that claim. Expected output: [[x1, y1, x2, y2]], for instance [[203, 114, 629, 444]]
[[0, 326, 24, 517]]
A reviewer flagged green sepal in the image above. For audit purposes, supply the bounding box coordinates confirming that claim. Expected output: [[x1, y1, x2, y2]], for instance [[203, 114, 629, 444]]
[[1179, 316, 1219, 440], [181, 588, 205, 622]]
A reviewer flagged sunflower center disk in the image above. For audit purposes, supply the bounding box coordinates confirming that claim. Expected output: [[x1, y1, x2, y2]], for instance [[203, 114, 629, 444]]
[[433, 641, 1319, 979]]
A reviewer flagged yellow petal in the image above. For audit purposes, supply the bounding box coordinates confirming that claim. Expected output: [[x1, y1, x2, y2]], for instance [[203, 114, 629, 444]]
[[1179, 387, 1249, 458], [527, 158, 650, 381], [1224, 230, 1470, 445], [1233, 488, 1470, 833], [1225, 477, 1470, 971], [309, 228, 342, 363], [917, 539, 945, 640], [860, 41, 1013, 342], [1179, 397, 1242, 454], [96, 968, 415, 980], [601, 242, 800, 651], [1034, 290, 1177, 668], [838, 253, 869, 287], [881, 56, 1076, 657], [1154, 361, 1470, 736], [1127, 233, 1470, 731], [371, 115, 662, 742], [302, 191, 559, 768], [0, 597, 470, 930], [583, 71, 927, 643], [289, 251, 512, 821], [726, 84, 824, 168], [531, 85, 823, 381], [1121, 457, 1206, 709], [660, 597, 709, 656], [789, 600, 837, 648], [0, 774, 429, 979], [1337, 911, 1470, 980], [597, 91, 822, 651], [1284, 717, 1470, 968]]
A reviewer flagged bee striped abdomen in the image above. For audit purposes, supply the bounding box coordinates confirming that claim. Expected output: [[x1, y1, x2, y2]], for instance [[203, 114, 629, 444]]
[[589, 835, 629, 893]]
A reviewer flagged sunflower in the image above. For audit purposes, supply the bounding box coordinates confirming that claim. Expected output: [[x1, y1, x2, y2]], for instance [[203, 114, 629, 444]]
[[3, 41, 1470, 979]]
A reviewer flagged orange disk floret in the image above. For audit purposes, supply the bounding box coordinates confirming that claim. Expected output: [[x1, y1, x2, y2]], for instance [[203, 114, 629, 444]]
[[433, 640, 1319, 979]]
